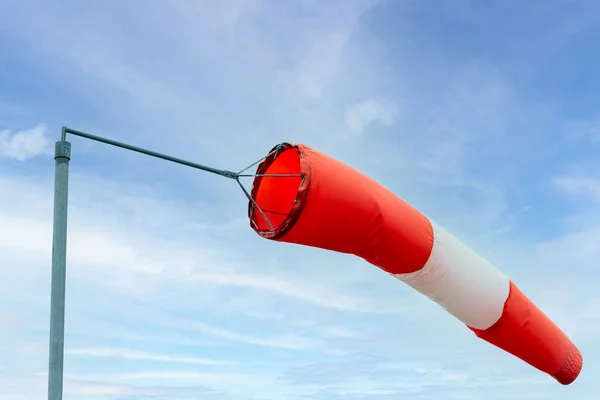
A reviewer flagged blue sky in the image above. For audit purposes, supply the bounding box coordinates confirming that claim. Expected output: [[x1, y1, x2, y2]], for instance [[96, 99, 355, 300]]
[[1, 0, 600, 398]]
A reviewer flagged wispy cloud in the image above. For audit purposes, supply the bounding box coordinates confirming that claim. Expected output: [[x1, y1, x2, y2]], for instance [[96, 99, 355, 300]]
[[553, 176, 600, 202], [565, 118, 600, 144], [192, 322, 320, 350], [66, 347, 237, 365], [345, 98, 398, 134], [0, 172, 390, 314]]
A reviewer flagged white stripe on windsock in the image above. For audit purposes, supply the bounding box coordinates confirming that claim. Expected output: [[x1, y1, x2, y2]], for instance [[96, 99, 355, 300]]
[[393, 222, 510, 330]]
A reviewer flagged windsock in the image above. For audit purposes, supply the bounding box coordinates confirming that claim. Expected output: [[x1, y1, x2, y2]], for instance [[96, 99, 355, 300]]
[[248, 143, 583, 385]]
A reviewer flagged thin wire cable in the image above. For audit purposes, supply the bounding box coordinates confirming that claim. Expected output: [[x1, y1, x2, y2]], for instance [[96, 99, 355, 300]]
[[235, 177, 275, 232], [238, 173, 302, 178], [236, 144, 283, 174]]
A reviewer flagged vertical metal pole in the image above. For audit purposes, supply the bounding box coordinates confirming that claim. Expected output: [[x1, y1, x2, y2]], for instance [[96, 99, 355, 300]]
[[47, 133, 71, 400]]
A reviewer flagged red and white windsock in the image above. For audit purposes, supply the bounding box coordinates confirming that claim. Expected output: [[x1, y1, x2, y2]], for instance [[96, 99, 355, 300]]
[[248, 143, 583, 385]]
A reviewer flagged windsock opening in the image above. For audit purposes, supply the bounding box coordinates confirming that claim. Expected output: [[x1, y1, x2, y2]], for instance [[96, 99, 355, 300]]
[[249, 143, 307, 238]]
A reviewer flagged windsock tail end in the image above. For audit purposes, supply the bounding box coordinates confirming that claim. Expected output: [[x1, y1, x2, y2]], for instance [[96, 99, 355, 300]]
[[553, 343, 583, 385], [470, 282, 583, 385]]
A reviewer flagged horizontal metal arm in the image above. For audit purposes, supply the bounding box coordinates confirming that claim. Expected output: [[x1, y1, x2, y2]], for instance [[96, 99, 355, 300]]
[[63, 127, 237, 179]]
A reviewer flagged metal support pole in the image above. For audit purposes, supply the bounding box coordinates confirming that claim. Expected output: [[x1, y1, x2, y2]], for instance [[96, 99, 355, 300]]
[[43, 126, 275, 398], [47, 136, 71, 400]]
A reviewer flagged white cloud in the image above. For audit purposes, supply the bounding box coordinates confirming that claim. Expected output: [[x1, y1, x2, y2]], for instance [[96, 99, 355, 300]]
[[345, 98, 398, 134], [553, 176, 600, 202], [537, 225, 600, 270], [538, 175, 600, 270], [565, 119, 600, 144], [0, 124, 50, 161]]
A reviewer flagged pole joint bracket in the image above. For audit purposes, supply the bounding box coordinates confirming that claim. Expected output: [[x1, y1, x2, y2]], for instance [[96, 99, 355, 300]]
[[54, 141, 72, 160], [222, 170, 239, 179]]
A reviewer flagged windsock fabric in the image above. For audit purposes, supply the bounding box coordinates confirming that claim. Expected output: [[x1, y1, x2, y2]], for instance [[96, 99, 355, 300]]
[[248, 143, 583, 385]]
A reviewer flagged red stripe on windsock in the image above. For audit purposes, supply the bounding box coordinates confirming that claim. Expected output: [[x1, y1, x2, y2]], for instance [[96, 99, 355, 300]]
[[250, 143, 434, 274], [469, 281, 583, 385]]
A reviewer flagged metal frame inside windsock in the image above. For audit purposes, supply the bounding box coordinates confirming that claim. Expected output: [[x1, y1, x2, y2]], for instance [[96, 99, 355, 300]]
[[248, 142, 583, 385]]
